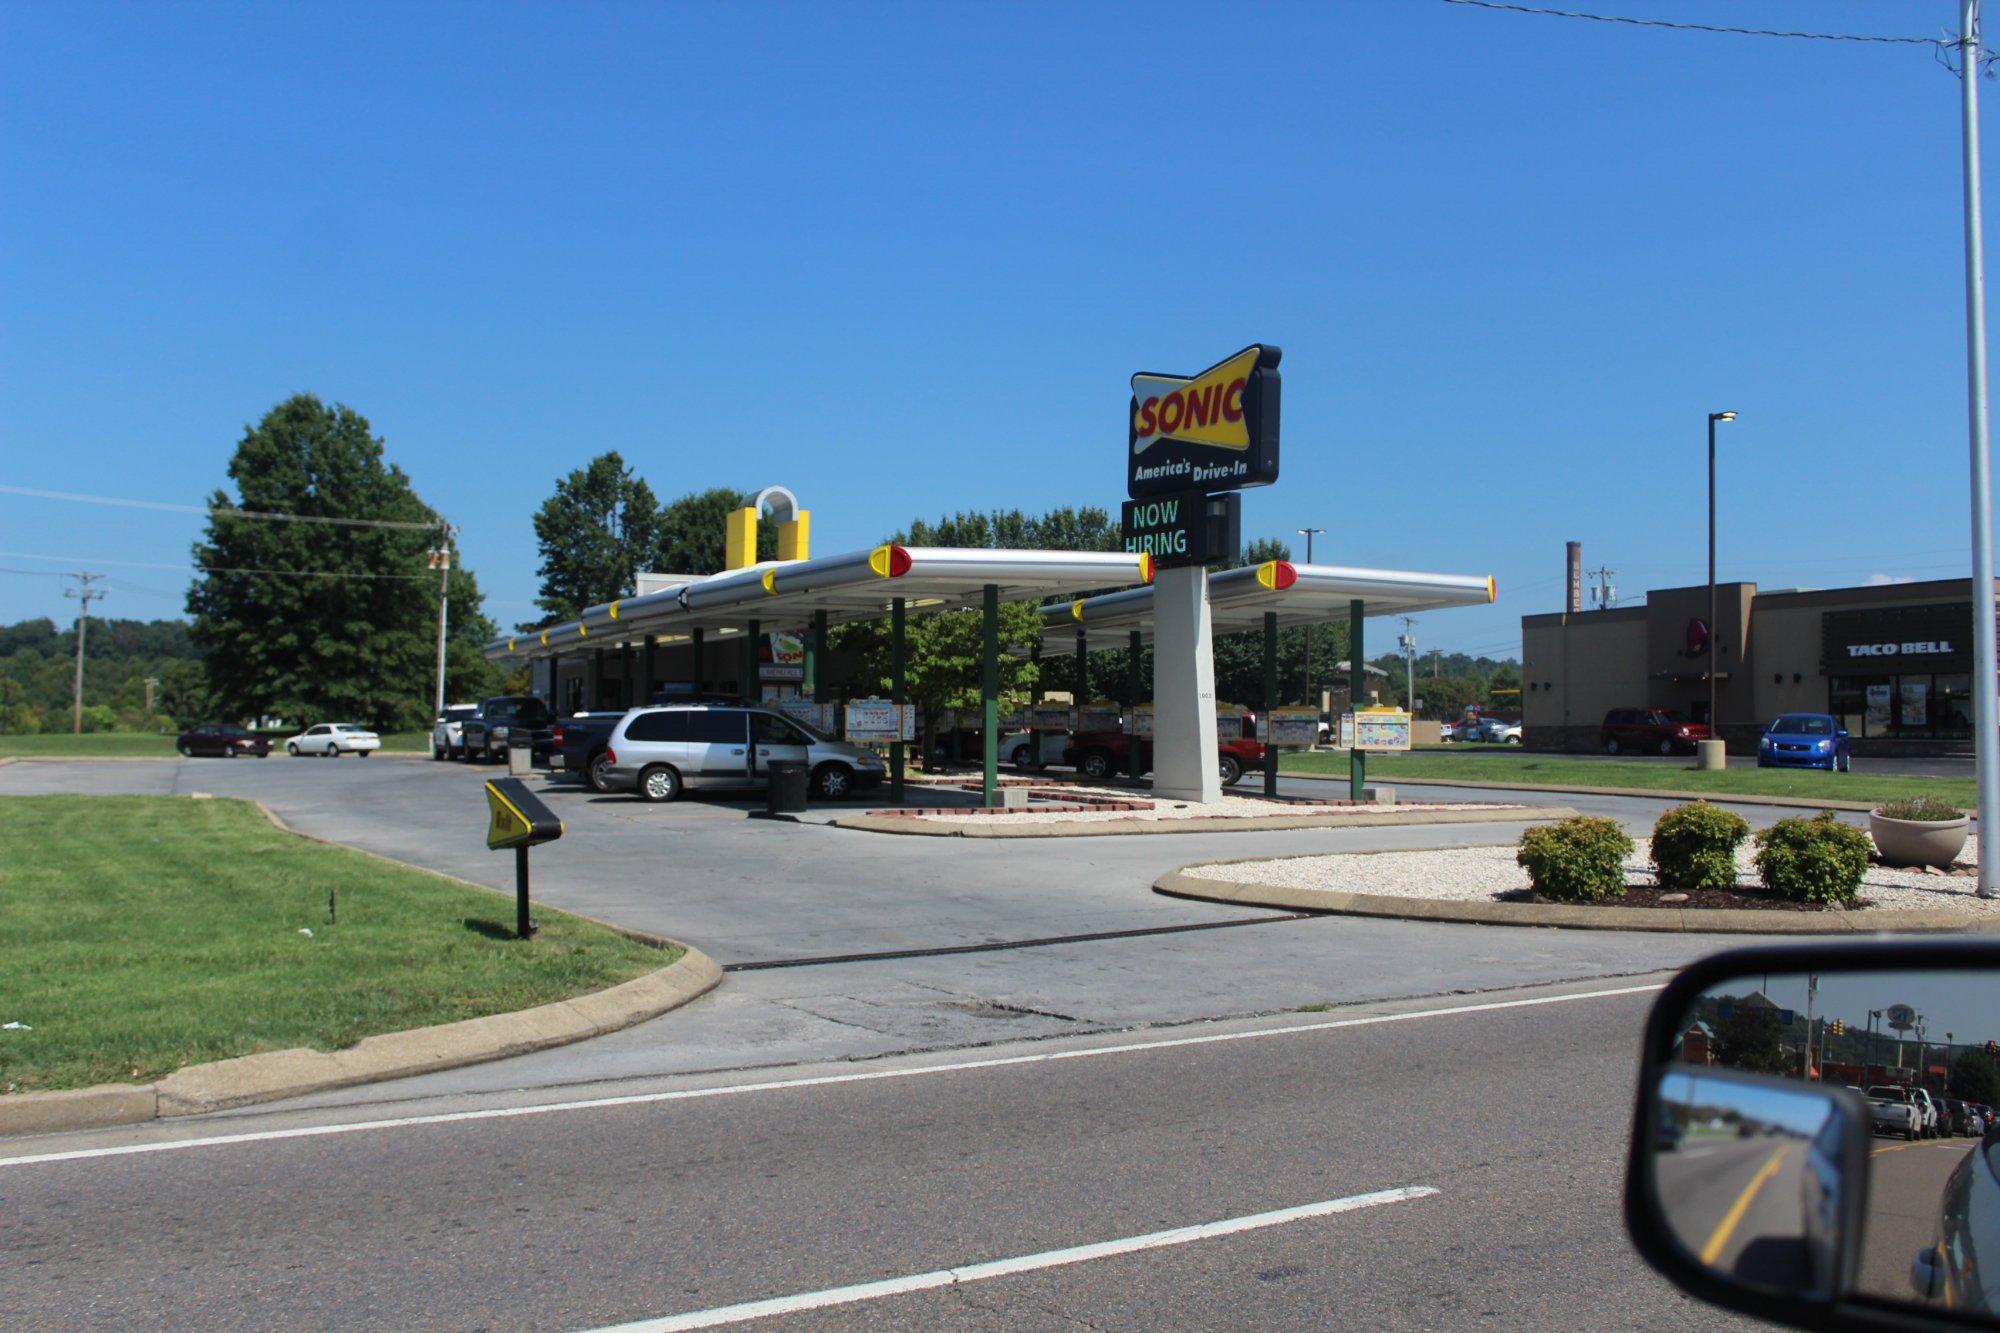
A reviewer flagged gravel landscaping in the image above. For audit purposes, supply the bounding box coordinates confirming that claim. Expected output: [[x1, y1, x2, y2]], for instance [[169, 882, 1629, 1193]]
[[1184, 836, 2000, 916], [905, 789, 1529, 826]]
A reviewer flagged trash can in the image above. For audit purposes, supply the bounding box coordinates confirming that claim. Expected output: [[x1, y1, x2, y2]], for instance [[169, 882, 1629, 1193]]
[[766, 760, 809, 814], [507, 742, 534, 776]]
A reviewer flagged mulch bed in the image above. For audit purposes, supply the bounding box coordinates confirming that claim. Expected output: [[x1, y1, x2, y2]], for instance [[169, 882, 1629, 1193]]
[[1498, 884, 1878, 912]]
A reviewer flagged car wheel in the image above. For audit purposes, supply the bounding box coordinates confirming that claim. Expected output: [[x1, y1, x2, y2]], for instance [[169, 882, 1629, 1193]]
[[177, 743, 192, 757], [1658, 739, 1674, 756], [357, 750, 370, 758], [1605, 738, 1620, 755], [286, 742, 299, 756], [1219, 755, 1244, 786], [1907, 1125, 1920, 1142], [1506, 735, 1521, 745], [1010, 745, 1031, 768], [812, 763, 854, 800], [638, 764, 682, 803], [1080, 750, 1112, 780], [432, 744, 445, 761], [586, 752, 615, 794], [1839, 752, 1852, 773]]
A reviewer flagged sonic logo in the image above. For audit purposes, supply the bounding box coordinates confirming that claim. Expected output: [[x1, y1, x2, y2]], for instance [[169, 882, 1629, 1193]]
[[1128, 344, 1281, 499]]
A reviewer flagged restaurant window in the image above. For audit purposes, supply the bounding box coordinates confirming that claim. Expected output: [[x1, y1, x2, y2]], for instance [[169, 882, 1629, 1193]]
[[1828, 676, 1868, 739], [1934, 673, 1973, 739]]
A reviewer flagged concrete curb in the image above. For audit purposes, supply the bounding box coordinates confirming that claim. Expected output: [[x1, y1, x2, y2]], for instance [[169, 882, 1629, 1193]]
[[833, 805, 1579, 839], [0, 948, 721, 1136], [1154, 865, 2000, 935], [1277, 770, 1892, 813]]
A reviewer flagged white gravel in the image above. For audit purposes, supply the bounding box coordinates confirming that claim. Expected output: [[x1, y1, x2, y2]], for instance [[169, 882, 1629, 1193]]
[[1184, 836, 1999, 916], [913, 791, 1523, 826]]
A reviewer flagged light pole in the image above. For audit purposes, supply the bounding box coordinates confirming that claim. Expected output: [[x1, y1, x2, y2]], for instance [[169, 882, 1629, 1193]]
[[1297, 527, 1324, 710], [1705, 411, 1736, 767], [1956, 1, 2000, 899]]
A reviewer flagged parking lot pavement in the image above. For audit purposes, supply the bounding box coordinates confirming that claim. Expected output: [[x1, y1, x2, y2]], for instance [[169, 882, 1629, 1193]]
[[2, 758, 1777, 1107]]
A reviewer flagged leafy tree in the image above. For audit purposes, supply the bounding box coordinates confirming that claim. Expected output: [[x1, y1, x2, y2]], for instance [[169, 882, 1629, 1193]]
[[187, 394, 488, 732], [1948, 1049, 2000, 1106], [1713, 1003, 1789, 1075], [655, 487, 776, 576], [1419, 674, 1479, 721], [529, 452, 661, 622]]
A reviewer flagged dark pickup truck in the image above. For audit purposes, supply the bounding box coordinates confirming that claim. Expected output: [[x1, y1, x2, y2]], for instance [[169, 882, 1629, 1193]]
[[536, 712, 625, 791], [458, 695, 553, 763], [1063, 719, 1264, 786]]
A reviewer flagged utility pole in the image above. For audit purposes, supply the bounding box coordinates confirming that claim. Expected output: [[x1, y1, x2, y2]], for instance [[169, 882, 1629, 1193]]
[[143, 676, 158, 714], [1296, 528, 1325, 709], [428, 530, 455, 721], [64, 572, 106, 734], [1956, 0, 2000, 899], [1801, 973, 1817, 1081], [1398, 618, 1418, 715], [1586, 566, 1617, 611]]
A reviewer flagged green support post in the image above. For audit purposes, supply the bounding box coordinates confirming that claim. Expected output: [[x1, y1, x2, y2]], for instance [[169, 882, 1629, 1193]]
[[547, 653, 562, 715], [806, 608, 827, 698], [982, 584, 1000, 808], [743, 619, 761, 703], [1075, 630, 1088, 705], [642, 635, 655, 705], [1128, 630, 1143, 783], [590, 649, 604, 710], [622, 641, 635, 707], [1264, 611, 1279, 799], [1350, 599, 1366, 802], [692, 627, 705, 691], [891, 597, 906, 803]]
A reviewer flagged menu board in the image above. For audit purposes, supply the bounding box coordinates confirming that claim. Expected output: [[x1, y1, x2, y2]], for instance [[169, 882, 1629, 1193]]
[[1268, 706, 1320, 749], [844, 698, 915, 742], [1079, 700, 1123, 733], [1215, 710, 1242, 742], [1353, 709, 1412, 752], [1128, 704, 1154, 738], [1033, 704, 1075, 732]]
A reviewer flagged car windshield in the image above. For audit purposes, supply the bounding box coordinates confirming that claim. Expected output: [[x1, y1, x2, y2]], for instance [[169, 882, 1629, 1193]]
[[444, 707, 477, 722], [1867, 1086, 1909, 1101], [1770, 715, 1832, 735]]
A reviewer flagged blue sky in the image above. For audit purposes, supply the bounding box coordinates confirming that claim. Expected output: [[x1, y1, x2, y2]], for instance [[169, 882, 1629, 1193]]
[[2, 1, 1994, 656]]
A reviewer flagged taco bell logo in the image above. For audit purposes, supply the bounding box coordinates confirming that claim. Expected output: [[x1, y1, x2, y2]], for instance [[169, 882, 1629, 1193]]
[[1846, 640, 1953, 658]]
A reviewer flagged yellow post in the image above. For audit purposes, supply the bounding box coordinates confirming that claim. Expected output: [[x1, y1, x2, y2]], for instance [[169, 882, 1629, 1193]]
[[777, 510, 811, 561], [724, 506, 758, 570]]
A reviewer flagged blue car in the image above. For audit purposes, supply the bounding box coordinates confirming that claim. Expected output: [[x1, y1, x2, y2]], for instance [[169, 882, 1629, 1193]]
[[1757, 712, 1851, 771]]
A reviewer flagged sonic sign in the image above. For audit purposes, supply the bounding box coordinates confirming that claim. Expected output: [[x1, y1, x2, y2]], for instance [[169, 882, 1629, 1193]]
[[1129, 344, 1282, 499]]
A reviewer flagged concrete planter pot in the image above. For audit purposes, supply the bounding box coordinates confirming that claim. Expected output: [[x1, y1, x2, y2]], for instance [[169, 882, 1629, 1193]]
[[1867, 811, 1970, 868]]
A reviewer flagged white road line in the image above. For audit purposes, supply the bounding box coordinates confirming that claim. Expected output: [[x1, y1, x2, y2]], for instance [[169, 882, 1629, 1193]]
[[0, 982, 1663, 1170], [583, 1185, 1441, 1331]]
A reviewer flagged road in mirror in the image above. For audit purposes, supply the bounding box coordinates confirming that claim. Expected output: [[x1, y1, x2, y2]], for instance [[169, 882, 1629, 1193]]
[[1647, 968, 2000, 1319]]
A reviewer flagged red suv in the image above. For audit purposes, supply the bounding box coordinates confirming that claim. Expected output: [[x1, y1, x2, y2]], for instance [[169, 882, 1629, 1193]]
[[1600, 708, 1708, 756]]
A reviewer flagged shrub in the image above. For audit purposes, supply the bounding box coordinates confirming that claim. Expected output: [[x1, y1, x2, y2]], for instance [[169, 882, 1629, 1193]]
[[1754, 813, 1870, 905], [1517, 816, 1634, 902], [1651, 802, 1751, 892], [1874, 796, 1966, 822]]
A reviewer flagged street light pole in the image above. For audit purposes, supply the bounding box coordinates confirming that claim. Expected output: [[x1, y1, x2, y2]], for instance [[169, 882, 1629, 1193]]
[[1706, 411, 1736, 761], [1297, 527, 1324, 710], [1957, 0, 2000, 899]]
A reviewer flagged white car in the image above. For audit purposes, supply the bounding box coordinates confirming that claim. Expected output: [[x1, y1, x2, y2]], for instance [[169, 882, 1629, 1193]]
[[1488, 721, 1523, 745], [432, 704, 477, 760], [1001, 730, 1070, 768], [285, 723, 381, 757]]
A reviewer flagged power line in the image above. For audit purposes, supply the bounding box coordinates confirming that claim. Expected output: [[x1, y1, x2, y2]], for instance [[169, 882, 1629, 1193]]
[[0, 483, 445, 532], [0, 550, 433, 582], [1439, 0, 1942, 47]]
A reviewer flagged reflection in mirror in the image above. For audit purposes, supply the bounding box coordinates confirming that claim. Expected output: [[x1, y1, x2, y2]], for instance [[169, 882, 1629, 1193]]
[[1653, 968, 2000, 1320]]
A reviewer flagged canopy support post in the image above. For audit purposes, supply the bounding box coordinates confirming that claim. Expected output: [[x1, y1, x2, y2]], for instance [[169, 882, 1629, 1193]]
[[891, 596, 906, 804], [1350, 600, 1366, 802], [1264, 611, 1279, 799], [1128, 630, 1143, 784], [982, 584, 1000, 807]]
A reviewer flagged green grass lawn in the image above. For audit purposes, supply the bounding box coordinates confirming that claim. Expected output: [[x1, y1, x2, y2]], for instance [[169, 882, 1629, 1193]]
[[0, 795, 673, 1094], [1279, 750, 1977, 809], [0, 730, 432, 758]]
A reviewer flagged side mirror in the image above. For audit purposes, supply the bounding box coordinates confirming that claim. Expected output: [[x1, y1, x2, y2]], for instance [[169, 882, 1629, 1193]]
[[1837, 728, 1850, 739], [1626, 939, 2000, 1328]]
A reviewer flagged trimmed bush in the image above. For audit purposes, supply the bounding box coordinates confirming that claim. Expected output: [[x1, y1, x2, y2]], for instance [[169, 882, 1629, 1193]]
[[1874, 796, 1965, 822], [1651, 802, 1751, 892], [1517, 816, 1634, 902], [1754, 812, 1870, 905]]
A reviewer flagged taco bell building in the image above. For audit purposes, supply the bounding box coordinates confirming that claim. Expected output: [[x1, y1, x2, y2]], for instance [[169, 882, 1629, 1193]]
[[1521, 576, 2000, 755]]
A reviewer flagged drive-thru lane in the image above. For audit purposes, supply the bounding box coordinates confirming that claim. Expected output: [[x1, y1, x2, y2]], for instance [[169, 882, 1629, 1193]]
[[0, 980, 1749, 1331]]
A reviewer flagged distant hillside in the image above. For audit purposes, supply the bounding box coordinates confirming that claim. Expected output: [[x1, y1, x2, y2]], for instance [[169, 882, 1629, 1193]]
[[0, 616, 207, 733]]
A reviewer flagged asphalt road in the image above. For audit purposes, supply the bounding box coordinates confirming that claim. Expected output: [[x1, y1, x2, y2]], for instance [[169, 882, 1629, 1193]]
[[0, 756, 1795, 1108], [0, 979, 1758, 1331], [1854, 1136, 1975, 1305], [1655, 1134, 1813, 1293]]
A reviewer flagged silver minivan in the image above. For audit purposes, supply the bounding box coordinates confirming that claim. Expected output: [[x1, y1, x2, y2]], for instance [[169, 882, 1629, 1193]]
[[604, 703, 886, 803]]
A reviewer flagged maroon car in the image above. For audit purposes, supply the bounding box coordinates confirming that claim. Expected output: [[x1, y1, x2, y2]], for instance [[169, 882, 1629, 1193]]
[[175, 723, 272, 758], [1600, 708, 1708, 756]]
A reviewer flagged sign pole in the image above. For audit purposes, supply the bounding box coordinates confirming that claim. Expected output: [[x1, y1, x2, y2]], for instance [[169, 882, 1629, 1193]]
[[1128, 630, 1143, 784], [982, 584, 1000, 808], [1350, 600, 1366, 802], [515, 845, 532, 939]]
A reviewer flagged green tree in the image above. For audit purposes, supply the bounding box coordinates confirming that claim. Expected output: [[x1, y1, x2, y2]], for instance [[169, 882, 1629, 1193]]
[[187, 394, 479, 732], [1714, 1004, 1788, 1074], [1947, 1049, 2000, 1106], [1420, 674, 1478, 721], [528, 452, 661, 622], [654, 487, 775, 576]]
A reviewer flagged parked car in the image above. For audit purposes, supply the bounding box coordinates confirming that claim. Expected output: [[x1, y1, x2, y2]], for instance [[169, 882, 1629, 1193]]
[[1866, 1084, 1924, 1141], [283, 722, 380, 757], [1001, 730, 1070, 769], [1063, 718, 1264, 786], [430, 704, 477, 761], [542, 712, 627, 792], [1484, 719, 1523, 745], [603, 702, 885, 802], [1600, 707, 1709, 756], [175, 723, 271, 758], [458, 695, 552, 763], [1756, 712, 1851, 772], [1913, 1086, 1942, 1138]]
